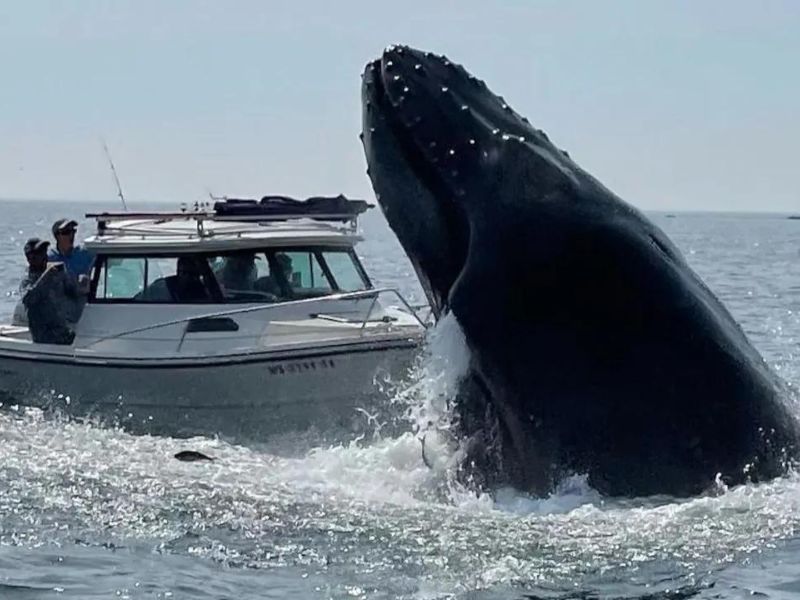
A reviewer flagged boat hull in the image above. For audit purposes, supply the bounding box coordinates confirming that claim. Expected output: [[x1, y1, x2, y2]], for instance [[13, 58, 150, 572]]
[[0, 338, 419, 442]]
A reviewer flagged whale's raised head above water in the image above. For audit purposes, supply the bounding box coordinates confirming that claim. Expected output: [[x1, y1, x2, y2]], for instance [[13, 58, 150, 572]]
[[361, 44, 800, 497]]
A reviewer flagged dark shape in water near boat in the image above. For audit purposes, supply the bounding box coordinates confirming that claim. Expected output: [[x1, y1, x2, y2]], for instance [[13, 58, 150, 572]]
[[174, 450, 214, 462]]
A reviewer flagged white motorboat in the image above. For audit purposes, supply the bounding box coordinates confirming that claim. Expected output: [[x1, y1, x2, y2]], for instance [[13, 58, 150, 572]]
[[0, 196, 428, 439]]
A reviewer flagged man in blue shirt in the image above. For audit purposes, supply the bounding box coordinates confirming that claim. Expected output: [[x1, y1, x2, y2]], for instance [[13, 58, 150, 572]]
[[49, 218, 96, 279]]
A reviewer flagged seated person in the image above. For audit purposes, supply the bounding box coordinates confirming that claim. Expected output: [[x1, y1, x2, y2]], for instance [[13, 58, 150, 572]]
[[140, 256, 213, 303], [254, 253, 295, 298], [219, 253, 257, 293]]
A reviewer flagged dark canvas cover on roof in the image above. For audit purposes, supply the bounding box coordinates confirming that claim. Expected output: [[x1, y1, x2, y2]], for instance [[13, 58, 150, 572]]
[[213, 195, 370, 221]]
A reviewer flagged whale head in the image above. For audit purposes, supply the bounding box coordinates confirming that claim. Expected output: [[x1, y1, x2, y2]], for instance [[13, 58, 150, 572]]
[[361, 44, 590, 320]]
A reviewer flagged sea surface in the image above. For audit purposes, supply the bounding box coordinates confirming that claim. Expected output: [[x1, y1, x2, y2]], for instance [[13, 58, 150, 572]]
[[1, 199, 799, 599]]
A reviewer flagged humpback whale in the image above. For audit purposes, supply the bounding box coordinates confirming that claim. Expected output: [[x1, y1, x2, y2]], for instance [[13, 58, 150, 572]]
[[361, 45, 800, 497]]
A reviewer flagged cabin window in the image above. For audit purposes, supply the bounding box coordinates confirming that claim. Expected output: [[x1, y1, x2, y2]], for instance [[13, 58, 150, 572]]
[[277, 251, 334, 297], [90, 247, 371, 304], [321, 250, 368, 292], [213, 249, 369, 301], [92, 256, 220, 303], [211, 252, 275, 302], [95, 257, 146, 300], [145, 257, 178, 288]]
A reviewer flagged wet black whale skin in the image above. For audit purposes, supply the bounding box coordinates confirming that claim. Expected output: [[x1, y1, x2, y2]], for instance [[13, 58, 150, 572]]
[[360, 44, 800, 497]]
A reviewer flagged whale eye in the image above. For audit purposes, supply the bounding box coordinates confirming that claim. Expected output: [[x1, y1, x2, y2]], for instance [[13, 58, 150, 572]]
[[440, 86, 449, 93], [414, 64, 422, 71]]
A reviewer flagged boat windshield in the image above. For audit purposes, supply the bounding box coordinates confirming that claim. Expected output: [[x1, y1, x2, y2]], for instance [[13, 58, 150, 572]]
[[91, 247, 371, 304]]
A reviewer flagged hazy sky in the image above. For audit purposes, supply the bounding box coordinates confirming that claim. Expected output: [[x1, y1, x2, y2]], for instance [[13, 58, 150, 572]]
[[1, 1, 798, 211]]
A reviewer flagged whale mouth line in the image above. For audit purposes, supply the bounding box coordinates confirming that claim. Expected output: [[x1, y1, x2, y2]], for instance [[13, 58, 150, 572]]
[[366, 53, 472, 316]]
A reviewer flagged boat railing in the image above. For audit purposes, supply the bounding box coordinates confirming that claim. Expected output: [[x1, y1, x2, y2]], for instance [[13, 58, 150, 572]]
[[86, 208, 365, 237], [77, 288, 430, 352]]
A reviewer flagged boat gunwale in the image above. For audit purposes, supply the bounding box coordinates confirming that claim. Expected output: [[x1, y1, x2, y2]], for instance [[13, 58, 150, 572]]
[[0, 333, 421, 369]]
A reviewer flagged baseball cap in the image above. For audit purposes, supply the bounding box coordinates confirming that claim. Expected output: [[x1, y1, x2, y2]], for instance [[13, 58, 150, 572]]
[[52, 218, 79, 236], [24, 237, 50, 255]]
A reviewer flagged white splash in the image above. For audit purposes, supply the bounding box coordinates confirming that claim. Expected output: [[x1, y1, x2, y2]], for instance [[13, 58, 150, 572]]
[[393, 311, 471, 435]]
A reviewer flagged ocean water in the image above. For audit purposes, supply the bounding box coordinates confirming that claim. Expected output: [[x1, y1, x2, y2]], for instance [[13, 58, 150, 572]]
[[1, 200, 799, 599]]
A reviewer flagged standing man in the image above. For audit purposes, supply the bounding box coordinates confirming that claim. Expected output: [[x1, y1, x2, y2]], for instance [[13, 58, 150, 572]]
[[13, 238, 78, 344], [49, 218, 95, 279], [49, 218, 95, 321]]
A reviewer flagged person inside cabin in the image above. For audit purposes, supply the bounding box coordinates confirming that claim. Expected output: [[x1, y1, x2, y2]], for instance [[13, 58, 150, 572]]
[[255, 252, 295, 298], [219, 253, 257, 293], [275, 253, 294, 283], [13, 238, 79, 345], [141, 256, 213, 303]]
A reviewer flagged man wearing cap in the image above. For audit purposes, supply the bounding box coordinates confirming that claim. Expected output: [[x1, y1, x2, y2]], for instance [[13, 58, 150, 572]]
[[49, 218, 96, 279], [12, 237, 80, 345]]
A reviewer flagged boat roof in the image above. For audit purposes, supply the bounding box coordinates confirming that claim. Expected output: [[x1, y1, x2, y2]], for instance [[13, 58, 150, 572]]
[[85, 195, 372, 254]]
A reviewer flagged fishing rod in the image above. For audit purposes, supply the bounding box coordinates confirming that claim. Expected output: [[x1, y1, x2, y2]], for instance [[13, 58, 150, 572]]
[[101, 138, 128, 211]]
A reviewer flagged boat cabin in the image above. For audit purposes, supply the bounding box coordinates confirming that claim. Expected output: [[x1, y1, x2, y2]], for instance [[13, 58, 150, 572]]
[[53, 195, 428, 357], [87, 195, 374, 306]]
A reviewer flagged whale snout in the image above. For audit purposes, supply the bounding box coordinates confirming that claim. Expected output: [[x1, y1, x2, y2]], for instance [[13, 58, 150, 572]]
[[370, 46, 497, 181]]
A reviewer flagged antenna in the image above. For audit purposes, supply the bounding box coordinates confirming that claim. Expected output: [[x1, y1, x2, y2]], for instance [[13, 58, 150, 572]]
[[206, 188, 226, 202], [101, 138, 128, 211]]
